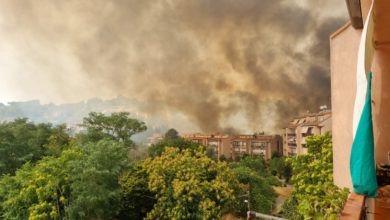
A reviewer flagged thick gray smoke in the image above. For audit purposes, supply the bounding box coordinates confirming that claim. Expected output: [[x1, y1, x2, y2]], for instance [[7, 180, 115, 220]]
[[0, 0, 347, 133]]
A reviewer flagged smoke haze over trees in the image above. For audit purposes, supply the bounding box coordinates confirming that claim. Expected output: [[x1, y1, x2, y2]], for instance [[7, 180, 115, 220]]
[[0, 0, 347, 133]]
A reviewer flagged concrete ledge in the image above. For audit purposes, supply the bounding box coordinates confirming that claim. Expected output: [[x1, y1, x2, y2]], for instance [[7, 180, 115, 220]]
[[340, 193, 365, 220]]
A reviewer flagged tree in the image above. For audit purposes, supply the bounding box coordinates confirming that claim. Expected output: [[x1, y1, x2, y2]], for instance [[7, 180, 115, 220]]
[[118, 164, 156, 219], [0, 140, 129, 219], [43, 124, 71, 156], [230, 156, 279, 216], [269, 157, 292, 182], [147, 137, 201, 157], [282, 133, 349, 219], [0, 149, 82, 220], [219, 155, 227, 162], [0, 118, 67, 175], [283, 163, 292, 183], [66, 140, 129, 219], [143, 147, 241, 219], [78, 112, 147, 149], [231, 156, 267, 175], [232, 166, 277, 215], [164, 128, 179, 139]]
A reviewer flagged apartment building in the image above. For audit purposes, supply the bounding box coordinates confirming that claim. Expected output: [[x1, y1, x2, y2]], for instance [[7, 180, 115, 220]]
[[283, 109, 331, 156], [182, 133, 282, 160], [183, 133, 231, 159]]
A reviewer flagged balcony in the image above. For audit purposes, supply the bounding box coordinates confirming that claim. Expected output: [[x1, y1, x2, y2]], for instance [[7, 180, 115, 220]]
[[340, 186, 390, 220], [252, 149, 266, 155], [288, 143, 297, 147], [301, 133, 313, 138], [288, 152, 296, 156], [339, 193, 365, 219], [240, 149, 247, 153]]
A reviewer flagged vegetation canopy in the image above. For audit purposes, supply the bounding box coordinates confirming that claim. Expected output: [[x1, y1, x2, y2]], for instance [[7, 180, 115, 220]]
[[281, 133, 349, 220], [0, 114, 347, 220]]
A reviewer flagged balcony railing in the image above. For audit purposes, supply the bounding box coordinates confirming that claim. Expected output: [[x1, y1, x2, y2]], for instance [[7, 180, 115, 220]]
[[340, 186, 390, 219], [288, 143, 297, 147]]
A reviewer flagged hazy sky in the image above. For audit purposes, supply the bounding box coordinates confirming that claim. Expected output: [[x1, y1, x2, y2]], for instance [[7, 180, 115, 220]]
[[0, 0, 348, 133]]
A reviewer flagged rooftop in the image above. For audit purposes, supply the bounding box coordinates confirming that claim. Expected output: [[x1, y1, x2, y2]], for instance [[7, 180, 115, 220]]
[[287, 110, 331, 128], [182, 133, 276, 140]]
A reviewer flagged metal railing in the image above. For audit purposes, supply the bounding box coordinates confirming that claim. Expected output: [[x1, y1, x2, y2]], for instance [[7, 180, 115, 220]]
[[247, 211, 288, 220]]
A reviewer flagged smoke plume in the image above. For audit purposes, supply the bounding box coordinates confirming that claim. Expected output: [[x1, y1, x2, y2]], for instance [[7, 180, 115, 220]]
[[0, 0, 347, 133]]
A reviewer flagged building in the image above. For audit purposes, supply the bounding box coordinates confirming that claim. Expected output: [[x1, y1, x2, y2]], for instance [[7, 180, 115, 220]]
[[283, 109, 331, 156], [146, 133, 163, 146], [182, 133, 282, 160], [183, 133, 231, 158], [331, 0, 390, 218]]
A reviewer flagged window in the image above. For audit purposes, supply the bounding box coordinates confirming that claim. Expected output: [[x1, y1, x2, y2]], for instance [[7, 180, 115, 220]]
[[288, 148, 297, 156], [192, 139, 202, 144], [252, 141, 267, 149], [232, 141, 247, 152], [208, 140, 219, 147], [301, 126, 309, 133], [287, 137, 296, 143], [252, 141, 267, 155], [307, 127, 313, 135], [302, 127, 314, 137], [208, 140, 219, 153]]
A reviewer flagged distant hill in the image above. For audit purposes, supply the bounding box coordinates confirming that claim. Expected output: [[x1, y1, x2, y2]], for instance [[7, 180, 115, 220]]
[[0, 96, 167, 143]]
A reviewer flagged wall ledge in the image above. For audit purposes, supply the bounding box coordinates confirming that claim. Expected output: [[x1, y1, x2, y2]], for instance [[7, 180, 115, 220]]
[[340, 192, 365, 220]]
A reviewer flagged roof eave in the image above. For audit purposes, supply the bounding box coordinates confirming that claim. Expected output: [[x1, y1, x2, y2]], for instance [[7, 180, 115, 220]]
[[345, 0, 364, 29]]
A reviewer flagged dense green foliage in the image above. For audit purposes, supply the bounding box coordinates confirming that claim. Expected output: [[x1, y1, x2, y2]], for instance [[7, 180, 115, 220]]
[[281, 133, 349, 220], [0, 119, 70, 176], [233, 156, 267, 175], [230, 156, 279, 215], [0, 112, 145, 219], [269, 156, 292, 183], [0, 114, 292, 219], [118, 164, 156, 219], [147, 137, 200, 157], [0, 140, 129, 219], [43, 124, 71, 156]]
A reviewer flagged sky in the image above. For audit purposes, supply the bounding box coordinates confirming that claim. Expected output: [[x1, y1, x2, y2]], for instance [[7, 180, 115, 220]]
[[0, 0, 348, 133]]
